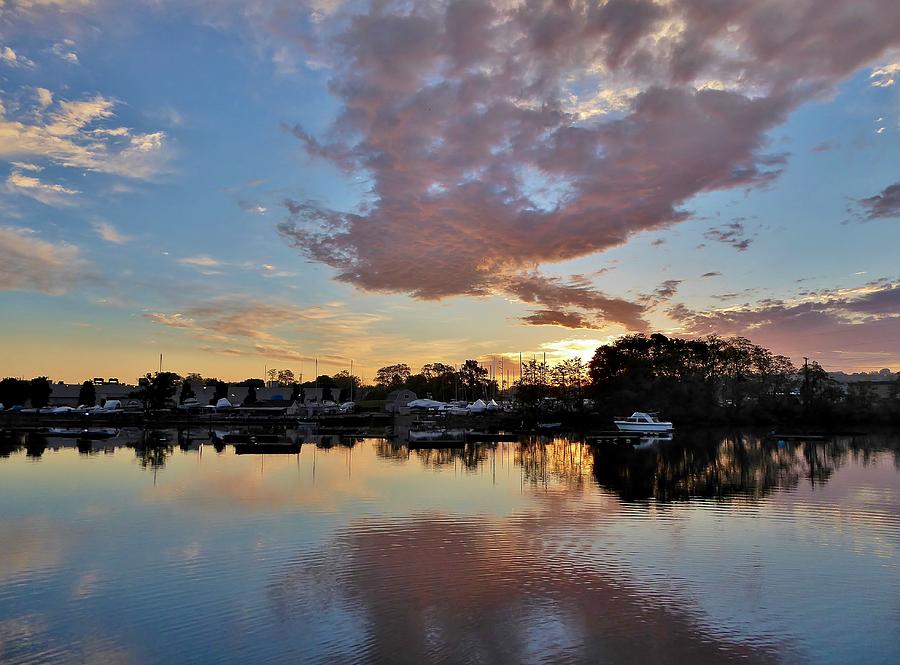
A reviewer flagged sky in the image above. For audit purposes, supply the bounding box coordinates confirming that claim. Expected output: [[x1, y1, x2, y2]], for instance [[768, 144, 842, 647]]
[[1, 0, 899, 383]]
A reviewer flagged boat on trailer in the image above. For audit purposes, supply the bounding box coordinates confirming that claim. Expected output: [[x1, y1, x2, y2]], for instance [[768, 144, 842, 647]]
[[613, 412, 673, 433]]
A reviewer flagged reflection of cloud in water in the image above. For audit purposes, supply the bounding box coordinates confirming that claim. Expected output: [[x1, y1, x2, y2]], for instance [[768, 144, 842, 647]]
[[268, 513, 789, 664], [0, 517, 65, 583], [0, 614, 136, 665]]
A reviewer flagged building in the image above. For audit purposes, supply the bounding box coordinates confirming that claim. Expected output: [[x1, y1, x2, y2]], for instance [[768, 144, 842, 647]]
[[385, 389, 417, 414]]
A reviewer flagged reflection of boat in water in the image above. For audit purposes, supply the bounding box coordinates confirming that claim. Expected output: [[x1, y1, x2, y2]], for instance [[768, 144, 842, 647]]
[[222, 433, 282, 444], [633, 434, 673, 449], [233, 442, 300, 455], [407, 428, 466, 447], [47, 427, 118, 440], [465, 431, 518, 442], [614, 412, 673, 433]]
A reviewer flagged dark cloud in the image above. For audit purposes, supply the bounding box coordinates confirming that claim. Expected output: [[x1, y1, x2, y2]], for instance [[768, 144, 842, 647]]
[[520, 309, 592, 328], [859, 181, 900, 220], [811, 141, 835, 153], [704, 221, 752, 251], [701, 271, 722, 278], [276, 0, 900, 327]]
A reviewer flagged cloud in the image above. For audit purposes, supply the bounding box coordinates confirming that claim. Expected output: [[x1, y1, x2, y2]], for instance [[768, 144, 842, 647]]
[[654, 279, 682, 300], [238, 199, 267, 214], [275, 0, 900, 328], [178, 255, 221, 267], [507, 273, 647, 330], [50, 39, 79, 64], [5, 168, 79, 206], [670, 280, 900, 369], [91, 220, 130, 244], [0, 226, 90, 295], [704, 221, 753, 250], [0, 88, 170, 179], [859, 181, 900, 220], [870, 62, 900, 87], [146, 298, 383, 360], [520, 309, 592, 329], [701, 271, 722, 278], [35, 87, 53, 108], [811, 141, 835, 153], [0, 46, 35, 67]]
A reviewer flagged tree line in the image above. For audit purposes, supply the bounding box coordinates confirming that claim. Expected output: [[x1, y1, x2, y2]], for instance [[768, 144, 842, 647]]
[[3, 333, 897, 423]]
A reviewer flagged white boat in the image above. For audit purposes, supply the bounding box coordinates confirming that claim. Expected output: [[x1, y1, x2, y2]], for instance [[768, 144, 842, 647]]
[[614, 412, 673, 433]]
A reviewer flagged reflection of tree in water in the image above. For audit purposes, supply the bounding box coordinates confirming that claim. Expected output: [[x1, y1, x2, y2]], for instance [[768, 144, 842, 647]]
[[372, 439, 409, 462], [129, 430, 174, 470], [415, 444, 491, 470], [25, 433, 47, 459], [518, 438, 592, 489], [592, 434, 856, 502], [371, 439, 495, 470], [77, 439, 98, 455], [0, 431, 24, 458]]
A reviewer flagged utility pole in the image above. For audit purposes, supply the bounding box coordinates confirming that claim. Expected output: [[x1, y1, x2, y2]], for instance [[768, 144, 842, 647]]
[[802, 356, 810, 412]]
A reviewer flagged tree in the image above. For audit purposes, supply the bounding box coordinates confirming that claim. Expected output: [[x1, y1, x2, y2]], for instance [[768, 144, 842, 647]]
[[322, 386, 334, 403], [243, 385, 258, 405], [290, 383, 305, 404], [178, 379, 196, 404], [458, 360, 489, 399], [277, 369, 296, 385], [515, 359, 550, 407], [78, 380, 96, 407], [134, 372, 180, 412], [375, 364, 411, 388], [550, 358, 587, 406], [29, 377, 52, 408], [210, 380, 229, 405], [0, 378, 29, 407]]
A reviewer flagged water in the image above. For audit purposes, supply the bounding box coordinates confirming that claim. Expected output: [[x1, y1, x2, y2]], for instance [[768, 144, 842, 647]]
[[1, 429, 898, 664]]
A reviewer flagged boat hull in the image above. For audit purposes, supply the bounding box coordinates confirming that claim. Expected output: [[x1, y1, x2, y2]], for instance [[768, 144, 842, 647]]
[[614, 422, 673, 433]]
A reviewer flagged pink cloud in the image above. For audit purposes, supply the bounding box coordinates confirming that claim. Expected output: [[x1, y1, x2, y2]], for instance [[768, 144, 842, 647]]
[[669, 281, 900, 370], [276, 0, 900, 328]]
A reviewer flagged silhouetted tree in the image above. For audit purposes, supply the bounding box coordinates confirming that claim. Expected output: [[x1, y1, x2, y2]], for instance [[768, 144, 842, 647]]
[[29, 377, 52, 408], [375, 364, 411, 388], [178, 379, 195, 404], [78, 380, 96, 407], [0, 378, 30, 407], [243, 385, 258, 405], [210, 380, 228, 405], [134, 372, 180, 412]]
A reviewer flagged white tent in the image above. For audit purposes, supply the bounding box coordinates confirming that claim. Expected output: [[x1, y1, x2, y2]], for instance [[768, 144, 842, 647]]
[[286, 400, 303, 416], [468, 399, 487, 413], [486, 399, 500, 410], [103, 400, 122, 411], [215, 398, 233, 409]]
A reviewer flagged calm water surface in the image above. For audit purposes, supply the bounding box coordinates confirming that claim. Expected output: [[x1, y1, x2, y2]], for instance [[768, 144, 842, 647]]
[[0, 430, 898, 664]]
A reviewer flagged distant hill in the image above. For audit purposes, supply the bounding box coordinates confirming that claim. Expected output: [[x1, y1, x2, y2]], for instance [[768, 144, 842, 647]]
[[829, 369, 898, 383]]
